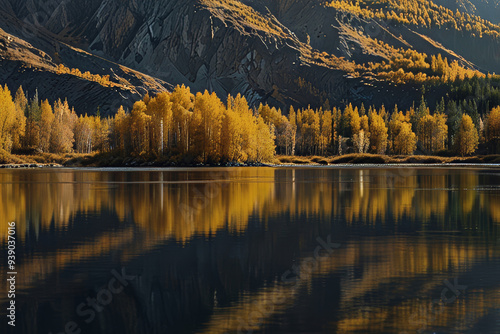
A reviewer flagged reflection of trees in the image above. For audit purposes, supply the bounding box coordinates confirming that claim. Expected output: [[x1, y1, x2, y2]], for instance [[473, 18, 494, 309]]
[[0, 168, 499, 333], [489, 195, 500, 223], [199, 236, 500, 333], [0, 168, 497, 243], [0, 169, 277, 243]]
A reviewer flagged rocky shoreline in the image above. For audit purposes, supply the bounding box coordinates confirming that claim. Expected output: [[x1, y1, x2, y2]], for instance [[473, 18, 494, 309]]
[[0, 163, 62, 169]]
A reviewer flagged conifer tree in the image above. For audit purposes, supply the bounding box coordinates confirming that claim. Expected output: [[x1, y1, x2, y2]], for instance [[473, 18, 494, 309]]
[[24, 90, 41, 150]]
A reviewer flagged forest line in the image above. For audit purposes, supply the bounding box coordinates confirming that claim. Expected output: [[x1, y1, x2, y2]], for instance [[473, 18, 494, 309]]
[[1, 82, 500, 164]]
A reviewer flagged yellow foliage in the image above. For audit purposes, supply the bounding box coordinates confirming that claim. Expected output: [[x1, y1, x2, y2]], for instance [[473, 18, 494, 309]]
[[0, 85, 17, 152], [369, 110, 388, 154], [486, 106, 500, 141], [56, 64, 112, 86], [456, 114, 479, 156]]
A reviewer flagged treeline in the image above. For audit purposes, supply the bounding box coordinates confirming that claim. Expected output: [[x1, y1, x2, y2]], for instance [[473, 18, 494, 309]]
[[0, 84, 276, 163], [1, 82, 500, 163], [260, 98, 499, 157], [327, 0, 500, 38]]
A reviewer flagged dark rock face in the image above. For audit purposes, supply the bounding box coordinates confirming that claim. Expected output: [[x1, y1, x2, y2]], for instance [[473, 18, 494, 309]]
[[0, 0, 421, 109], [1, 0, 500, 113], [0, 7, 171, 115]]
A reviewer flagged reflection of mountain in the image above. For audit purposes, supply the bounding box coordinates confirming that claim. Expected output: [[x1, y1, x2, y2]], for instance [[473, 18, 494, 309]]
[[0, 168, 499, 333]]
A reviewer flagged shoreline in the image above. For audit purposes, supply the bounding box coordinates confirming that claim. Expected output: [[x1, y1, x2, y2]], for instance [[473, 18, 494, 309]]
[[2, 163, 500, 171], [1, 153, 500, 169]]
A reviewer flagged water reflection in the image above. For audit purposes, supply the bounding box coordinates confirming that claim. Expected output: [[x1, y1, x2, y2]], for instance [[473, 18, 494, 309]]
[[0, 167, 499, 334]]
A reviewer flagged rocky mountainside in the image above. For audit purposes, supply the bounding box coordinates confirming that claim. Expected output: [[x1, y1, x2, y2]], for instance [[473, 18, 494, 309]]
[[434, 0, 500, 24], [1, 0, 500, 113]]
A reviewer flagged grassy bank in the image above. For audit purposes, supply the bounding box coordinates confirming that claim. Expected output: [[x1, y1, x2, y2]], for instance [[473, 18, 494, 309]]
[[2, 151, 500, 168], [0, 149, 91, 166], [276, 153, 500, 165]]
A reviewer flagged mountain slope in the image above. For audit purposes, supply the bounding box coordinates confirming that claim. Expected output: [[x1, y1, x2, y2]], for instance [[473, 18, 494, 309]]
[[0, 0, 500, 113]]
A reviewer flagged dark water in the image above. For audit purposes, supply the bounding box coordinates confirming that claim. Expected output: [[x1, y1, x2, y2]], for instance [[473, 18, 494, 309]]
[[0, 167, 499, 334]]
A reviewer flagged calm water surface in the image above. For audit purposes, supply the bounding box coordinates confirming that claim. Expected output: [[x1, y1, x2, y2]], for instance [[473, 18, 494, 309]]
[[0, 167, 499, 334]]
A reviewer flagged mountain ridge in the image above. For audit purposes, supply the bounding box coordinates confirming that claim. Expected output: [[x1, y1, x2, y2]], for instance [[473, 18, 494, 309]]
[[1, 0, 500, 114]]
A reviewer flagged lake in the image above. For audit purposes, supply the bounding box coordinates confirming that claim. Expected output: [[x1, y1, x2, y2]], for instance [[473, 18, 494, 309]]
[[0, 167, 499, 334]]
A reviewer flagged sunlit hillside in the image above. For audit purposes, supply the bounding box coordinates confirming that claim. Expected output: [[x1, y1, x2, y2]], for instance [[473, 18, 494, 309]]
[[2, 0, 500, 112]]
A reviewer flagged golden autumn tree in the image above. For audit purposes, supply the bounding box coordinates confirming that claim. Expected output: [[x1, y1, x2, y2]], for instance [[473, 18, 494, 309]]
[[146, 92, 173, 155], [455, 114, 479, 156], [296, 107, 320, 155], [256, 116, 276, 162], [486, 106, 500, 141], [319, 109, 333, 155], [418, 114, 435, 152], [388, 109, 406, 153], [191, 91, 224, 163], [231, 94, 258, 162], [112, 106, 128, 154], [394, 122, 417, 155], [39, 99, 55, 153], [433, 112, 448, 152], [276, 115, 296, 156], [418, 113, 448, 153], [353, 129, 370, 153], [369, 110, 388, 154], [221, 97, 244, 162], [342, 103, 360, 138], [91, 116, 110, 152], [14, 86, 28, 114], [170, 85, 194, 154], [258, 103, 282, 127], [485, 106, 500, 153], [50, 99, 76, 153], [74, 115, 93, 153], [11, 86, 27, 151], [0, 85, 16, 152], [129, 101, 151, 156]]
